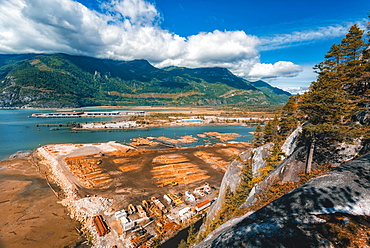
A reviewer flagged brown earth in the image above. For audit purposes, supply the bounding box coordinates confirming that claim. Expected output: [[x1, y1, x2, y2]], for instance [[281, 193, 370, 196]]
[[0, 157, 85, 248], [44, 143, 251, 212], [0, 141, 250, 248]]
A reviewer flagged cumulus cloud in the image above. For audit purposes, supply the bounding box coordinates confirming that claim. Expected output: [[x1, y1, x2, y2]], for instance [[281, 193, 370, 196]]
[[155, 30, 261, 76], [249, 61, 303, 80], [0, 0, 302, 80], [270, 64, 316, 88]]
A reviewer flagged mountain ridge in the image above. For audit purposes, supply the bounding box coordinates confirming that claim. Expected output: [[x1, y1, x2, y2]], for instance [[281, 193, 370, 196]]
[[0, 53, 290, 108]]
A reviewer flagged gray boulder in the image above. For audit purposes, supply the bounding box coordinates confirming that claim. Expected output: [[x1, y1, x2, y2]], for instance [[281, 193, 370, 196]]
[[195, 154, 370, 248]]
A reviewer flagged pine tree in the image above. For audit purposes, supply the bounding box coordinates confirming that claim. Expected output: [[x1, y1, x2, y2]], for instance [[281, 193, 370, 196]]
[[280, 95, 300, 139], [297, 23, 369, 173], [314, 43, 342, 77], [252, 124, 264, 147], [263, 121, 273, 142], [186, 224, 197, 245], [340, 24, 366, 94], [299, 80, 350, 125], [282, 95, 299, 115], [234, 158, 254, 205], [341, 24, 365, 64], [263, 117, 279, 143], [358, 14, 370, 98]]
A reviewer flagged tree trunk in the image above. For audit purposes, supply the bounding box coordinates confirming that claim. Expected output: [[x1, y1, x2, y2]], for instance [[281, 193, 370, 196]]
[[305, 139, 315, 174]]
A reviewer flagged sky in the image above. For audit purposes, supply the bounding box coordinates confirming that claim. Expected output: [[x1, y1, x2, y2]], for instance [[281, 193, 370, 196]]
[[0, 0, 369, 90]]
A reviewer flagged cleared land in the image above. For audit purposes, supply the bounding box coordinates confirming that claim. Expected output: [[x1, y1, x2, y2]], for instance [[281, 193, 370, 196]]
[[37, 141, 249, 203], [34, 140, 251, 247]]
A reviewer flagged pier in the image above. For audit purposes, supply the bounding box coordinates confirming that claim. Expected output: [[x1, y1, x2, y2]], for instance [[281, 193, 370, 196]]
[[30, 111, 147, 118]]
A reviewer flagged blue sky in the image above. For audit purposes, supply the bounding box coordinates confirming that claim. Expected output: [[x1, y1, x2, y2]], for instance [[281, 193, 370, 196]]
[[0, 0, 368, 89]]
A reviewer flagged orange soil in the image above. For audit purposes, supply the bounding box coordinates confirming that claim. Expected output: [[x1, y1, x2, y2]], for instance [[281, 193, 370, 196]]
[[152, 154, 189, 164], [193, 151, 229, 172], [65, 156, 112, 188], [118, 164, 141, 173]]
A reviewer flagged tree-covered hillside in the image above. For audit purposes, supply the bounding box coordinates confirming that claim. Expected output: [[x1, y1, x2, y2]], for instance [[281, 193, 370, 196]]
[[194, 20, 370, 247], [0, 53, 290, 108], [253, 23, 370, 165]]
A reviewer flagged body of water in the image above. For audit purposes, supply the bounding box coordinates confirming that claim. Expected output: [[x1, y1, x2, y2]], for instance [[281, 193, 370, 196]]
[[0, 109, 256, 160]]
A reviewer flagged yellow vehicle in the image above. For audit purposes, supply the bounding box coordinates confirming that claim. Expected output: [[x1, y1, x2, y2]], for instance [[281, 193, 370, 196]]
[[142, 200, 150, 209], [167, 193, 184, 205], [128, 204, 136, 215], [162, 181, 178, 187]]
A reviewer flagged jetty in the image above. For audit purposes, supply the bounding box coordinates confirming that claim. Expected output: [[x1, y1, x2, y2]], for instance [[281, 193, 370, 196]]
[[29, 111, 147, 118]]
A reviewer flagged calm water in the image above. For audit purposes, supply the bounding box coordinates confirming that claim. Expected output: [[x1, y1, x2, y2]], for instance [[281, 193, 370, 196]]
[[0, 109, 255, 160]]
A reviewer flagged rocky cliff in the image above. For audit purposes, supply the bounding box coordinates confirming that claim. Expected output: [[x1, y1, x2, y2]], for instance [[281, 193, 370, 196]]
[[204, 143, 273, 224], [196, 124, 368, 247], [196, 154, 370, 247]]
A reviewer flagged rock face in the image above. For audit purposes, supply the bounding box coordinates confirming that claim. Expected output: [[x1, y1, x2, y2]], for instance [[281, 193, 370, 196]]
[[281, 125, 302, 157], [0, 81, 78, 108], [242, 138, 363, 208], [195, 154, 370, 248], [354, 103, 370, 125], [205, 143, 273, 222], [205, 159, 244, 222], [240, 143, 273, 176]]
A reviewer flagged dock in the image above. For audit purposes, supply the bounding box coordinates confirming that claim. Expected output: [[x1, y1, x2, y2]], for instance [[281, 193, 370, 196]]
[[30, 111, 147, 118]]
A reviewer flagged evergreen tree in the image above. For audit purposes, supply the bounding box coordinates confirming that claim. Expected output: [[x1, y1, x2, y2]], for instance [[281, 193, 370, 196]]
[[298, 23, 370, 173], [263, 117, 279, 143], [340, 24, 366, 94], [234, 158, 254, 205], [252, 124, 264, 147], [341, 24, 365, 64], [299, 80, 350, 125], [263, 121, 273, 142], [279, 95, 300, 139], [186, 224, 197, 245]]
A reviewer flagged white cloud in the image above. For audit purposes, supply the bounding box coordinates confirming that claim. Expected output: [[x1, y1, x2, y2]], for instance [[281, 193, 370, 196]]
[[101, 0, 161, 26], [249, 61, 302, 80], [269, 64, 316, 88], [0, 0, 304, 81], [155, 30, 261, 76], [260, 22, 363, 51]]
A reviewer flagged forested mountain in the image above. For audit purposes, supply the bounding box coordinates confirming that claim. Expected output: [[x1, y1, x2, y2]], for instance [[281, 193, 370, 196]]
[[0, 53, 290, 108]]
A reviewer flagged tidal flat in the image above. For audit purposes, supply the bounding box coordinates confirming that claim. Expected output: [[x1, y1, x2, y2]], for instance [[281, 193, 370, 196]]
[[0, 156, 85, 248]]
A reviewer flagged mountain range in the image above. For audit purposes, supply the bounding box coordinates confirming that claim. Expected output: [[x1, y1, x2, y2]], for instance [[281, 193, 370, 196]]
[[0, 53, 290, 108]]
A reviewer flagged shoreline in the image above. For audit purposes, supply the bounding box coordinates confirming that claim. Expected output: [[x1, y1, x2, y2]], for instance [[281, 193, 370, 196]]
[[71, 121, 252, 132]]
